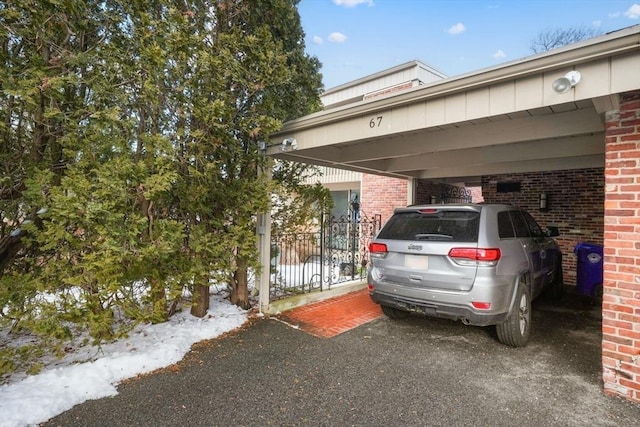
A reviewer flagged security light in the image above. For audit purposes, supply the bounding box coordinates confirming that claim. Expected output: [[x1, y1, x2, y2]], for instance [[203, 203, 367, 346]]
[[552, 71, 581, 94], [280, 137, 297, 152]]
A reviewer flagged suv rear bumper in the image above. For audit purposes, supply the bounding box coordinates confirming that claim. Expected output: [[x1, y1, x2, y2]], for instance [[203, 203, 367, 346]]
[[370, 290, 509, 326]]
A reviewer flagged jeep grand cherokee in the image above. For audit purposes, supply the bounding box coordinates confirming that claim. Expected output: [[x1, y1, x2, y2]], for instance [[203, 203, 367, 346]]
[[367, 204, 563, 347]]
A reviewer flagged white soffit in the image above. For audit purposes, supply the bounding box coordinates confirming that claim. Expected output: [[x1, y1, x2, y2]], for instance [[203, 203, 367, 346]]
[[269, 25, 640, 181]]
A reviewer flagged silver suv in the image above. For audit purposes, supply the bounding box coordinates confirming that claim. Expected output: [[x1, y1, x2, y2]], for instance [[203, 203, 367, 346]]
[[367, 204, 562, 347]]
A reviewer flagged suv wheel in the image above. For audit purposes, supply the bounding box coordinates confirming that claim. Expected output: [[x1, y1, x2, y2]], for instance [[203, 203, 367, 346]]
[[381, 305, 410, 320], [496, 276, 531, 347]]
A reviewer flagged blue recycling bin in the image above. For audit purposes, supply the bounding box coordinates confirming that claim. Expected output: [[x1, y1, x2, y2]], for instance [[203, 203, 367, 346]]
[[574, 242, 603, 296]]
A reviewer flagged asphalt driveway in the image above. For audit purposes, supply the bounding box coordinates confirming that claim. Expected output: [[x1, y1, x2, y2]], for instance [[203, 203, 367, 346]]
[[45, 291, 640, 427]]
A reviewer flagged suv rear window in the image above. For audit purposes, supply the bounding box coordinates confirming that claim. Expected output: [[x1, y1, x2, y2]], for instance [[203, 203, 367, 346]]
[[377, 210, 480, 242]]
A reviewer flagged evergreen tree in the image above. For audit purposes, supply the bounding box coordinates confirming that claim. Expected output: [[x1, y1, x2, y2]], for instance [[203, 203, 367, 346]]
[[0, 0, 324, 364], [172, 0, 324, 312], [1, 0, 186, 340]]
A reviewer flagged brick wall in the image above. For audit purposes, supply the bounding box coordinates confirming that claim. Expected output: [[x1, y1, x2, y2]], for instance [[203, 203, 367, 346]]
[[415, 180, 441, 203], [602, 90, 640, 403], [415, 180, 484, 204], [482, 169, 605, 286], [469, 187, 484, 203], [391, 173, 605, 285], [360, 174, 407, 225]]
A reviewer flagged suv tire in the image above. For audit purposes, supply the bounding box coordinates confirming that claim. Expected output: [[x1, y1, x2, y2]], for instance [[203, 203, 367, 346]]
[[496, 276, 531, 347], [381, 305, 410, 320]]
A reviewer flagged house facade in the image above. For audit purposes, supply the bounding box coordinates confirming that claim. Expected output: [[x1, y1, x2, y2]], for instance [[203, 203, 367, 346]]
[[310, 60, 479, 224], [265, 25, 640, 404]]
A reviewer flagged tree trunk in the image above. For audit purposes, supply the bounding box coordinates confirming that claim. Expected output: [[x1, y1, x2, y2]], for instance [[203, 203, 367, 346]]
[[0, 206, 49, 275], [230, 258, 250, 309], [0, 232, 24, 274], [137, 183, 169, 322], [149, 277, 168, 323], [190, 282, 210, 318]]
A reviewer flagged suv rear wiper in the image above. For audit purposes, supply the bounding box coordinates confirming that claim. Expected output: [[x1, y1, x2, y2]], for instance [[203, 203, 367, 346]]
[[414, 233, 453, 240]]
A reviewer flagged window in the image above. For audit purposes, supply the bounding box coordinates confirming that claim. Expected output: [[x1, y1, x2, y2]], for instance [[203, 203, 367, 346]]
[[497, 182, 521, 193], [378, 211, 480, 242], [330, 189, 360, 220], [522, 210, 544, 238], [509, 211, 531, 238], [498, 211, 515, 239]]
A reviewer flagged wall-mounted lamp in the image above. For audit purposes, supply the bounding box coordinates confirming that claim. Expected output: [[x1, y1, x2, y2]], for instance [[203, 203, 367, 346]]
[[539, 193, 549, 212], [258, 138, 298, 152], [280, 137, 297, 152], [552, 71, 581, 94]]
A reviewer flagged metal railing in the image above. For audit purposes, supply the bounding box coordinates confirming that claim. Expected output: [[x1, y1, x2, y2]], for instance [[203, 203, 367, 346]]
[[430, 185, 473, 204], [269, 208, 381, 300]]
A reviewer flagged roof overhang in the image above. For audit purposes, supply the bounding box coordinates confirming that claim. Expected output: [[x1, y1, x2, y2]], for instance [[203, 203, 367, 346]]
[[269, 25, 640, 185]]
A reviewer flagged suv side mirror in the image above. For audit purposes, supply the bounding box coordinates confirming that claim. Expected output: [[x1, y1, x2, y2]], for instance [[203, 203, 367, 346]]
[[546, 226, 559, 237]]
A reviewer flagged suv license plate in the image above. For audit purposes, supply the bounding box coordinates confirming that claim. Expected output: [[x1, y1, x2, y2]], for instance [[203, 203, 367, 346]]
[[404, 255, 428, 270]]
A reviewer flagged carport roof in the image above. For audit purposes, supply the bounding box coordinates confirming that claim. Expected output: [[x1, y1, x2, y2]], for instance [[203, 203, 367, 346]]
[[269, 25, 640, 185]]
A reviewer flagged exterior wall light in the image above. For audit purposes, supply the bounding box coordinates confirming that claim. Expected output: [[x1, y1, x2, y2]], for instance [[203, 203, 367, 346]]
[[280, 137, 297, 152], [539, 193, 549, 212], [552, 71, 581, 94], [259, 138, 298, 152]]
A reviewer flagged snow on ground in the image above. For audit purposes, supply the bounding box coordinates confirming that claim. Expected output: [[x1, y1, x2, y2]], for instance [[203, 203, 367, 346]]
[[0, 294, 249, 427]]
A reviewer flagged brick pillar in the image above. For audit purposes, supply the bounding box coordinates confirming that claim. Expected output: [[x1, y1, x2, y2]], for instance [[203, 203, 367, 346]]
[[360, 174, 408, 225], [602, 90, 640, 403]]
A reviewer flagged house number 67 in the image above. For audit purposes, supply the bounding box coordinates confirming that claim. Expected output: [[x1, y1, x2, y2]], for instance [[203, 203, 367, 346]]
[[369, 116, 383, 128]]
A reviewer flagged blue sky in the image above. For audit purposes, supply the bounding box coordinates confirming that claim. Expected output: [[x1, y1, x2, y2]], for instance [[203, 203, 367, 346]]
[[298, 0, 640, 89]]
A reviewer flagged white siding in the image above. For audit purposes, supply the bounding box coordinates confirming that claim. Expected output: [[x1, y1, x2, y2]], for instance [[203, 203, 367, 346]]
[[303, 166, 362, 186], [320, 60, 446, 108], [300, 61, 445, 189]]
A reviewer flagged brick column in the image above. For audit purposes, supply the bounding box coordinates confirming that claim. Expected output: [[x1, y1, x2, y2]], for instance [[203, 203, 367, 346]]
[[602, 90, 640, 403]]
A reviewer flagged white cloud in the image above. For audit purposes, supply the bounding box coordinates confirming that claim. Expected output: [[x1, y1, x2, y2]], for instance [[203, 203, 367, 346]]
[[492, 49, 506, 59], [592, 20, 602, 28], [333, 0, 374, 7], [625, 4, 640, 19], [447, 23, 466, 35], [328, 32, 348, 43], [609, 11, 621, 18], [313, 35, 323, 45]]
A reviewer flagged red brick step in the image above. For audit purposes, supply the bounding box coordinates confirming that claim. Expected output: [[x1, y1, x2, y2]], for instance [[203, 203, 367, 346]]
[[277, 289, 383, 338]]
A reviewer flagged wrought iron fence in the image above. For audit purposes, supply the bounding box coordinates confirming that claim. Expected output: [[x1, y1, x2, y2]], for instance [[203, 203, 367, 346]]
[[431, 185, 473, 204], [269, 208, 381, 300]]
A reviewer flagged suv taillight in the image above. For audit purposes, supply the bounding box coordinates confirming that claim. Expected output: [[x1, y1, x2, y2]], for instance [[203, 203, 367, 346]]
[[448, 248, 501, 266], [369, 243, 388, 258]]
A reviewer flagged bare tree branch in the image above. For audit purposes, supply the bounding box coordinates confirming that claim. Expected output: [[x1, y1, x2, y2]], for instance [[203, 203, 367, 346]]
[[530, 26, 601, 54]]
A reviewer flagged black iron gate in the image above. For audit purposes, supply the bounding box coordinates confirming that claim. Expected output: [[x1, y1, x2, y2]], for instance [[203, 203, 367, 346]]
[[269, 206, 381, 300], [431, 185, 473, 204]]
